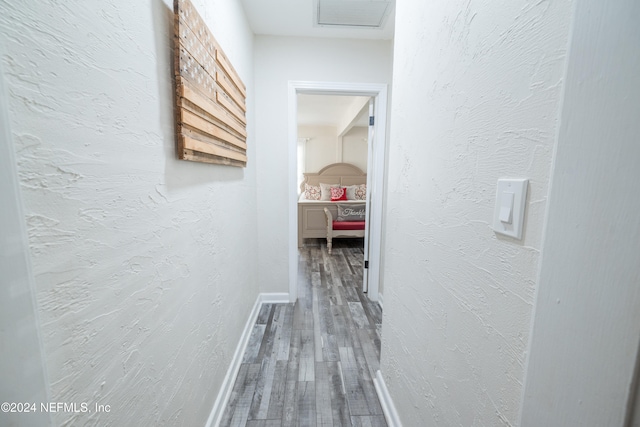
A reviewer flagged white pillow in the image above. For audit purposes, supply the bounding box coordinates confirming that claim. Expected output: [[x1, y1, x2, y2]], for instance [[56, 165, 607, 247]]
[[346, 185, 357, 200], [319, 183, 339, 201]]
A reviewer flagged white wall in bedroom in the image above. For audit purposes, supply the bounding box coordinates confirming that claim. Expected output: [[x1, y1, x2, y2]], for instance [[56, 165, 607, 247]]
[[298, 125, 340, 173], [0, 0, 258, 425], [342, 126, 368, 173], [254, 35, 393, 295], [379, 0, 573, 425], [298, 125, 368, 174]]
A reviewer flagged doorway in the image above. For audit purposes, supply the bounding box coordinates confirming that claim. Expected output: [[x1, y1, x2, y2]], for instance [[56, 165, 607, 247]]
[[287, 81, 388, 303]]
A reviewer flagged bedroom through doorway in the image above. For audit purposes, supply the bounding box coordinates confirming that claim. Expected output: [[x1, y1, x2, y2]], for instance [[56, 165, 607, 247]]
[[297, 92, 369, 256], [287, 81, 388, 305]]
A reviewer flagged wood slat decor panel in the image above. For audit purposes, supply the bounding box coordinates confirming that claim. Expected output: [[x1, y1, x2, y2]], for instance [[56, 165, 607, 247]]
[[173, 0, 247, 167]]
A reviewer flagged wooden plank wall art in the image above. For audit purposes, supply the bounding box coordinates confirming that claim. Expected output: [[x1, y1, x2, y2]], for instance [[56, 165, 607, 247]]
[[173, 0, 247, 167]]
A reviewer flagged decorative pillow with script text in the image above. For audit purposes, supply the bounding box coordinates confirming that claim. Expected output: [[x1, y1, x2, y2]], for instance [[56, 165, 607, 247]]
[[336, 204, 366, 221]]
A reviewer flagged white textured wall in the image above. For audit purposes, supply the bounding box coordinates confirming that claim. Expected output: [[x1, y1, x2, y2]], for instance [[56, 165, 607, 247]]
[[380, 1, 572, 425], [254, 36, 392, 293], [520, 1, 640, 425], [0, 0, 257, 425]]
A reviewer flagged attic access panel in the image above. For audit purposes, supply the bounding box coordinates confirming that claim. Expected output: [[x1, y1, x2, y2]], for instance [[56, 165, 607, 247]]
[[315, 0, 394, 28], [173, 0, 248, 167]]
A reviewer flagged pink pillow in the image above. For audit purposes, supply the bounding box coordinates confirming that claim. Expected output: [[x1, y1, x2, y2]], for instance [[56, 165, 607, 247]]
[[330, 187, 347, 201]]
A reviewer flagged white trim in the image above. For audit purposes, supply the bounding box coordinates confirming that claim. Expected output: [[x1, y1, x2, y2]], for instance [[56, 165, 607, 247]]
[[373, 370, 402, 427], [288, 81, 388, 303], [288, 85, 300, 303], [362, 98, 374, 292], [205, 292, 290, 427], [365, 87, 387, 302], [259, 293, 290, 304], [377, 292, 384, 311]]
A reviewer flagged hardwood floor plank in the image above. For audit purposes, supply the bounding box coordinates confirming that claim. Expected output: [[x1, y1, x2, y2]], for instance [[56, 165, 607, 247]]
[[321, 333, 340, 363], [345, 249, 364, 270], [219, 364, 251, 426], [334, 253, 353, 278], [312, 288, 325, 362], [257, 303, 274, 324], [330, 305, 350, 348], [326, 276, 344, 306], [282, 380, 298, 427], [311, 270, 322, 288], [327, 361, 351, 427], [319, 262, 334, 290], [338, 347, 370, 416], [358, 329, 381, 379], [287, 330, 300, 382], [229, 364, 261, 427], [360, 378, 384, 416], [358, 289, 383, 327], [310, 245, 321, 273], [249, 357, 276, 420], [340, 304, 363, 351], [266, 360, 288, 420], [315, 362, 333, 427], [371, 327, 381, 359], [277, 304, 294, 361], [351, 415, 388, 427], [297, 381, 316, 427], [342, 251, 356, 275], [351, 340, 373, 382], [299, 330, 315, 382], [342, 280, 361, 303], [348, 301, 370, 329], [317, 286, 335, 336], [255, 307, 277, 363], [246, 420, 282, 427], [243, 324, 267, 364], [293, 298, 314, 331]]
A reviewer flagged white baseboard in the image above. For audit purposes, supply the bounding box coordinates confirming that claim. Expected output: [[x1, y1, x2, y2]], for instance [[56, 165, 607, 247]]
[[259, 292, 291, 304], [373, 370, 402, 427], [205, 292, 290, 427]]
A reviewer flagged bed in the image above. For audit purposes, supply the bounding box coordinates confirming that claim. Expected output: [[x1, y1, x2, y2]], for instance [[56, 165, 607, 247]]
[[297, 163, 367, 247]]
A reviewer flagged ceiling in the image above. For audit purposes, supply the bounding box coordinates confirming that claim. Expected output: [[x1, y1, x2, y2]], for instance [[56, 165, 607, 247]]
[[298, 94, 370, 130], [239, 0, 396, 41]]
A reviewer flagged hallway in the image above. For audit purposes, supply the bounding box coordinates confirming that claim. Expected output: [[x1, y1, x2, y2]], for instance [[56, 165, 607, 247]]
[[220, 239, 386, 426]]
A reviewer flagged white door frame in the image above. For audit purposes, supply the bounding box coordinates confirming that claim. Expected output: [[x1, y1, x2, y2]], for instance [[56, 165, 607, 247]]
[[288, 81, 388, 302]]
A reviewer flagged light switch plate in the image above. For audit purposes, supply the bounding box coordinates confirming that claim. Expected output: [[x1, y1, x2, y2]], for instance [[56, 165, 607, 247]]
[[493, 179, 528, 239]]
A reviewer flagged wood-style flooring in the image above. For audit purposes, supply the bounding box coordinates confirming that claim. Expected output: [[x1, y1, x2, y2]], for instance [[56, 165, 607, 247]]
[[220, 238, 386, 427]]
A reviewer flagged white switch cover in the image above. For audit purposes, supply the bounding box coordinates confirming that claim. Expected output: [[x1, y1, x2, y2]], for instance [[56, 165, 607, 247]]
[[499, 192, 514, 223], [493, 179, 528, 239]]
